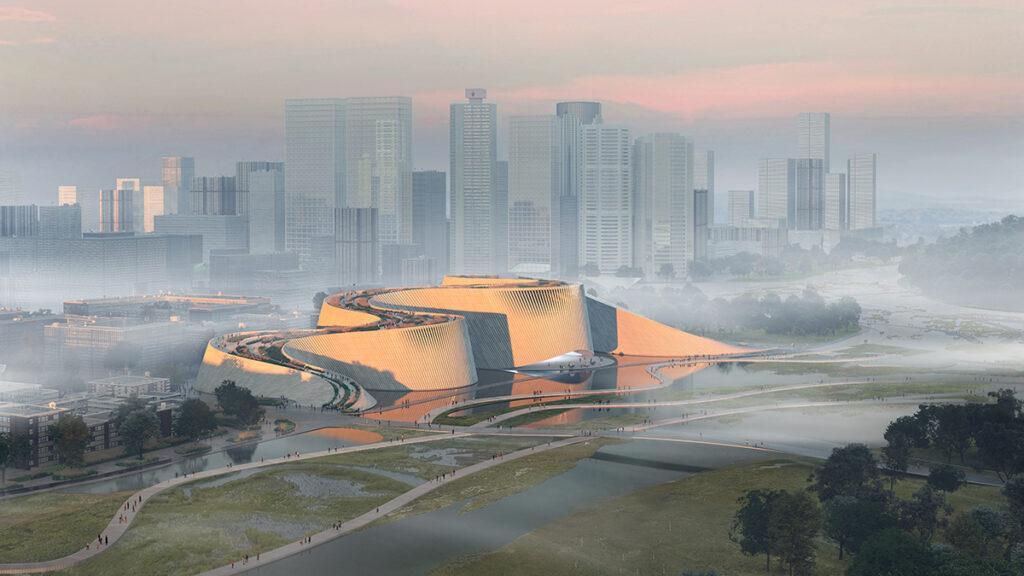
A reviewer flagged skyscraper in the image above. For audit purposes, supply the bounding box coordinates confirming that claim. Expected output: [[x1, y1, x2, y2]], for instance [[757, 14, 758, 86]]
[[237, 161, 285, 254], [632, 133, 693, 278], [693, 149, 715, 225], [848, 153, 877, 230], [449, 89, 497, 275], [100, 189, 132, 233], [794, 158, 825, 230], [508, 116, 557, 273], [758, 158, 795, 226], [555, 101, 601, 277], [580, 124, 632, 274], [728, 190, 756, 227], [190, 176, 238, 216], [142, 185, 165, 233], [824, 173, 848, 231], [285, 98, 346, 264], [58, 186, 78, 206], [344, 97, 413, 252], [161, 156, 194, 215], [412, 170, 448, 280], [798, 112, 830, 172], [336, 207, 378, 286], [0, 170, 22, 205]]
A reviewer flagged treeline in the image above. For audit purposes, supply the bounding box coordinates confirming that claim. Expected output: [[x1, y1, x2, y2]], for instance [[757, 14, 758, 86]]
[[728, 390, 1024, 576], [692, 238, 900, 280], [632, 285, 861, 337], [900, 215, 1024, 311]]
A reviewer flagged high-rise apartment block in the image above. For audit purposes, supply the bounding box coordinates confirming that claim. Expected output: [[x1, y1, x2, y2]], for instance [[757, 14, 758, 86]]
[[449, 89, 498, 275], [412, 170, 448, 281], [508, 116, 557, 273], [554, 101, 601, 277], [579, 124, 632, 274], [693, 149, 715, 225], [824, 173, 847, 231], [758, 158, 794, 226], [798, 112, 830, 172], [793, 158, 824, 230], [848, 153, 877, 230], [162, 156, 195, 215], [632, 133, 693, 278], [728, 190, 756, 228], [237, 161, 285, 253], [284, 98, 346, 264]]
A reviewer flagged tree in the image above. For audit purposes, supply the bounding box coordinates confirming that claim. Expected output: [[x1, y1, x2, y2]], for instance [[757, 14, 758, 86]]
[[810, 443, 883, 502], [847, 528, 938, 576], [49, 415, 90, 466], [658, 263, 675, 280], [929, 404, 973, 463], [118, 409, 158, 458], [173, 399, 217, 444], [312, 291, 328, 312], [928, 464, 966, 493], [579, 262, 601, 277], [9, 434, 30, 471], [882, 431, 912, 494], [945, 512, 988, 558], [886, 415, 930, 449], [1003, 477, 1024, 548], [823, 495, 896, 560], [898, 485, 953, 543], [0, 433, 10, 483], [215, 380, 264, 426], [730, 489, 781, 571], [768, 491, 821, 576]]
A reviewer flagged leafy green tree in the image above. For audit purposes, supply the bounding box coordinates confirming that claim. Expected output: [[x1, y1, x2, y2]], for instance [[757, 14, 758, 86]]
[[173, 399, 217, 443], [930, 405, 974, 464], [118, 409, 158, 458], [730, 489, 782, 571], [928, 464, 966, 493], [847, 528, 938, 576], [9, 434, 30, 470], [811, 443, 883, 502], [215, 380, 264, 426], [945, 512, 988, 558], [768, 490, 821, 576], [882, 431, 912, 494], [312, 291, 328, 312], [49, 415, 90, 466], [658, 263, 675, 280], [0, 433, 10, 483], [823, 495, 896, 560], [898, 485, 953, 543], [886, 414, 930, 449], [579, 262, 601, 277]]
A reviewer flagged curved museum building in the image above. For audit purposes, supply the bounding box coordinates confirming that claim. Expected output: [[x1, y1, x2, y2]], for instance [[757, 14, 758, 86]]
[[195, 277, 746, 411]]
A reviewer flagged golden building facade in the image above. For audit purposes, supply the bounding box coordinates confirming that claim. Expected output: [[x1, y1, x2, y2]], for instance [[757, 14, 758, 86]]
[[196, 276, 746, 410]]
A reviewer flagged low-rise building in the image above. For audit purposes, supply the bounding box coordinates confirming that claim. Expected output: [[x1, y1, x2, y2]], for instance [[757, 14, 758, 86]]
[[88, 375, 172, 397]]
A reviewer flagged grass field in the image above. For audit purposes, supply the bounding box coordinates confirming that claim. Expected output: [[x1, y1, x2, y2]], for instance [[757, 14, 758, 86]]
[[50, 435, 555, 575], [429, 458, 1007, 576], [383, 438, 615, 522], [0, 491, 132, 563]]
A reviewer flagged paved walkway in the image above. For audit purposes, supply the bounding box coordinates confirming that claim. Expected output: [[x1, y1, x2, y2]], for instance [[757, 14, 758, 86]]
[[196, 436, 590, 575], [0, 432, 470, 575], [473, 379, 872, 429]]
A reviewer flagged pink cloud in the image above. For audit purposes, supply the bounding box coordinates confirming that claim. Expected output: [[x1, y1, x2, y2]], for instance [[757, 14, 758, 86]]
[[0, 6, 55, 22], [490, 62, 1024, 120]]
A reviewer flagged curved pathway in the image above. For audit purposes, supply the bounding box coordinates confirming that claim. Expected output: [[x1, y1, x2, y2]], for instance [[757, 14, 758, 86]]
[[197, 436, 590, 575], [0, 432, 471, 575], [473, 379, 873, 429]]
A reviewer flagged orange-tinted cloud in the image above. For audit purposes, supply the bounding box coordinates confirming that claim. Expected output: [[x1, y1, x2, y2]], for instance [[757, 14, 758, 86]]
[[0, 6, 55, 22]]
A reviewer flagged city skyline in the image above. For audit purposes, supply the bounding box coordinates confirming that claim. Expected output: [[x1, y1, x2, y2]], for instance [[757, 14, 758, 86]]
[[0, 2, 1021, 208]]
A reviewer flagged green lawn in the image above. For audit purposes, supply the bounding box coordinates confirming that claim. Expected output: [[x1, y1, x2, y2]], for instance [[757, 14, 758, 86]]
[[63, 463, 412, 576], [0, 491, 132, 562], [429, 458, 1007, 576], [383, 438, 615, 522]]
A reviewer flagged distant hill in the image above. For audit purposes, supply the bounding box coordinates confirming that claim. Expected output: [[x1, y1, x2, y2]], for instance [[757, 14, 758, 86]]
[[899, 215, 1024, 311]]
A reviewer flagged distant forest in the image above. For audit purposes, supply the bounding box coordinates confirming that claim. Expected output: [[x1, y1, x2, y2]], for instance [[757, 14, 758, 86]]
[[900, 215, 1024, 311]]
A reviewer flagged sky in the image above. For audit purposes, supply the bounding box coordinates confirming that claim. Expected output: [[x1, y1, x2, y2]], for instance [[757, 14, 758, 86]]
[[0, 0, 1022, 211]]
